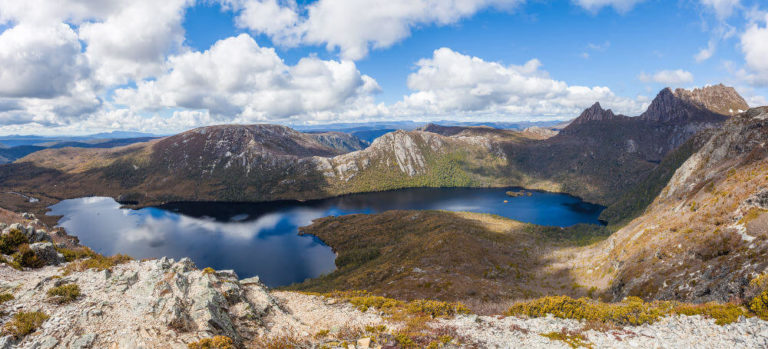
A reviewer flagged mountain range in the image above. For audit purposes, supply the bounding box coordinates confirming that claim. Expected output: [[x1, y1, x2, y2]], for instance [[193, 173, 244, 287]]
[[0, 85, 749, 221], [3, 83, 768, 347]]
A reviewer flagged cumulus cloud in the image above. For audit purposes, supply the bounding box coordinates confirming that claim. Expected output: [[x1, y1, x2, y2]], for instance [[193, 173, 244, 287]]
[[229, 0, 523, 60], [638, 70, 694, 85], [0, 24, 88, 99], [395, 48, 645, 117], [78, 0, 192, 85], [700, 0, 740, 20], [573, 0, 646, 13], [740, 12, 768, 85], [114, 34, 380, 122]]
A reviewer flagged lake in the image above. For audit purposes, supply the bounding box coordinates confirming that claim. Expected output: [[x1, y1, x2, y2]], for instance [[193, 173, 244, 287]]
[[47, 187, 604, 287]]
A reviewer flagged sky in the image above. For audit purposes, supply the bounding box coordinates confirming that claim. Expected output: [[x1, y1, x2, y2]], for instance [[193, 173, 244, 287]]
[[0, 0, 767, 135]]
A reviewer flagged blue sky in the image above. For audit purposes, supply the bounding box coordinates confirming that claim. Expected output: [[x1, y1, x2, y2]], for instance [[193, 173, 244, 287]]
[[0, 0, 766, 134]]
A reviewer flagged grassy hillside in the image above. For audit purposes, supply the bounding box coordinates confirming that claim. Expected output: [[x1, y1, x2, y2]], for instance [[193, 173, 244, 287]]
[[286, 210, 609, 303]]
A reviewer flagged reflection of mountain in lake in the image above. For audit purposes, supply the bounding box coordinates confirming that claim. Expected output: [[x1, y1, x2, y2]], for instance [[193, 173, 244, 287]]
[[48, 187, 603, 287]]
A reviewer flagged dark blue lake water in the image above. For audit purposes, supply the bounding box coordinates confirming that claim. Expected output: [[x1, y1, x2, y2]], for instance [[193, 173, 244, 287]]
[[47, 188, 603, 287]]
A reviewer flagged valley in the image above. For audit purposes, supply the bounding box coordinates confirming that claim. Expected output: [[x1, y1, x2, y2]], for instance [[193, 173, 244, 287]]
[[3, 84, 768, 348]]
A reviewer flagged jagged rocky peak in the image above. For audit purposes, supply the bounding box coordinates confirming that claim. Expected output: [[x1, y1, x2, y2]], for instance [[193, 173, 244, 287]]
[[640, 84, 748, 123], [570, 102, 626, 124], [677, 84, 749, 115]]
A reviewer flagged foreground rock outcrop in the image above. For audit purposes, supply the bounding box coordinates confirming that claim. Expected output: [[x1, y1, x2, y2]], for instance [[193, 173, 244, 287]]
[[1, 258, 768, 348]]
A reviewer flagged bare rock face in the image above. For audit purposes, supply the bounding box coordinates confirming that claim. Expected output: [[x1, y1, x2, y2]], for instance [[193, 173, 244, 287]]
[[315, 130, 449, 180], [521, 126, 558, 139], [664, 107, 768, 200], [640, 85, 748, 123], [0, 258, 282, 348], [27, 243, 63, 266], [308, 131, 369, 153], [569, 102, 629, 125]]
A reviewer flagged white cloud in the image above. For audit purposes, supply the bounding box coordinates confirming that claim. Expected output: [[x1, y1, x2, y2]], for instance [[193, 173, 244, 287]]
[[0, 23, 88, 98], [700, 0, 740, 20], [224, 0, 300, 43], [78, 0, 192, 85], [114, 34, 381, 122], [739, 12, 768, 86], [395, 48, 645, 117], [0, 0, 122, 25], [229, 0, 523, 60], [638, 69, 694, 85], [695, 39, 716, 62], [573, 0, 646, 13]]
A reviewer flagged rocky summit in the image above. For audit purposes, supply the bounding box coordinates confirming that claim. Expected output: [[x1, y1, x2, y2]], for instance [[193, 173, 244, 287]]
[[2, 257, 768, 348]]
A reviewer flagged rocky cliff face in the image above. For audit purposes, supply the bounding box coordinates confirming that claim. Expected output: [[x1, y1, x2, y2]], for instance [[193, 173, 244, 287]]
[[639, 84, 748, 123], [313, 130, 498, 181], [581, 107, 768, 302], [308, 131, 369, 153], [568, 102, 629, 125]]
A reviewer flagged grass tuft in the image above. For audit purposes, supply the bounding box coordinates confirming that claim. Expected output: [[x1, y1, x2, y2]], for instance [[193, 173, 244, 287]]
[[61, 253, 132, 275], [47, 284, 81, 304], [0, 293, 13, 304], [2, 311, 49, 338]]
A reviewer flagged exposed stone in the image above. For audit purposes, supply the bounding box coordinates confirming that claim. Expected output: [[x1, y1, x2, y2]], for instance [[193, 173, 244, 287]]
[[28, 242, 64, 266]]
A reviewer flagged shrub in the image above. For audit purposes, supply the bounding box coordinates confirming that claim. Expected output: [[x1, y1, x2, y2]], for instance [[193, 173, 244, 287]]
[[0, 293, 13, 304], [0, 228, 28, 255], [3, 311, 49, 338], [56, 246, 99, 262], [187, 336, 234, 349], [749, 289, 768, 319], [406, 300, 470, 318], [506, 295, 750, 326], [47, 284, 81, 304], [675, 302, 750, 325], [61, 253, 132, 275], [326, 290, 468, 319], [202, 267, 215, 275], [11, 244, 44, 269]]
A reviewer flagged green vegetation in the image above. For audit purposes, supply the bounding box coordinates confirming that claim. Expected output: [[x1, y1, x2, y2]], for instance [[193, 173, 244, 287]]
[[2, 311, 49, 338], [0, 228, 28, 255], [187, 336, 234, 349], [286, 210, 561, 301], [506, 295, 750, 326], [0, 293, 13, 304], [47, 284, 81, 304], [11, 244, 44, 269]]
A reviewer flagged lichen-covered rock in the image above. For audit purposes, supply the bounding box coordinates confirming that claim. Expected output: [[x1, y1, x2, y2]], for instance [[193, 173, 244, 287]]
[[28, 242, 63, 266], [0, 258, 288, 348]]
